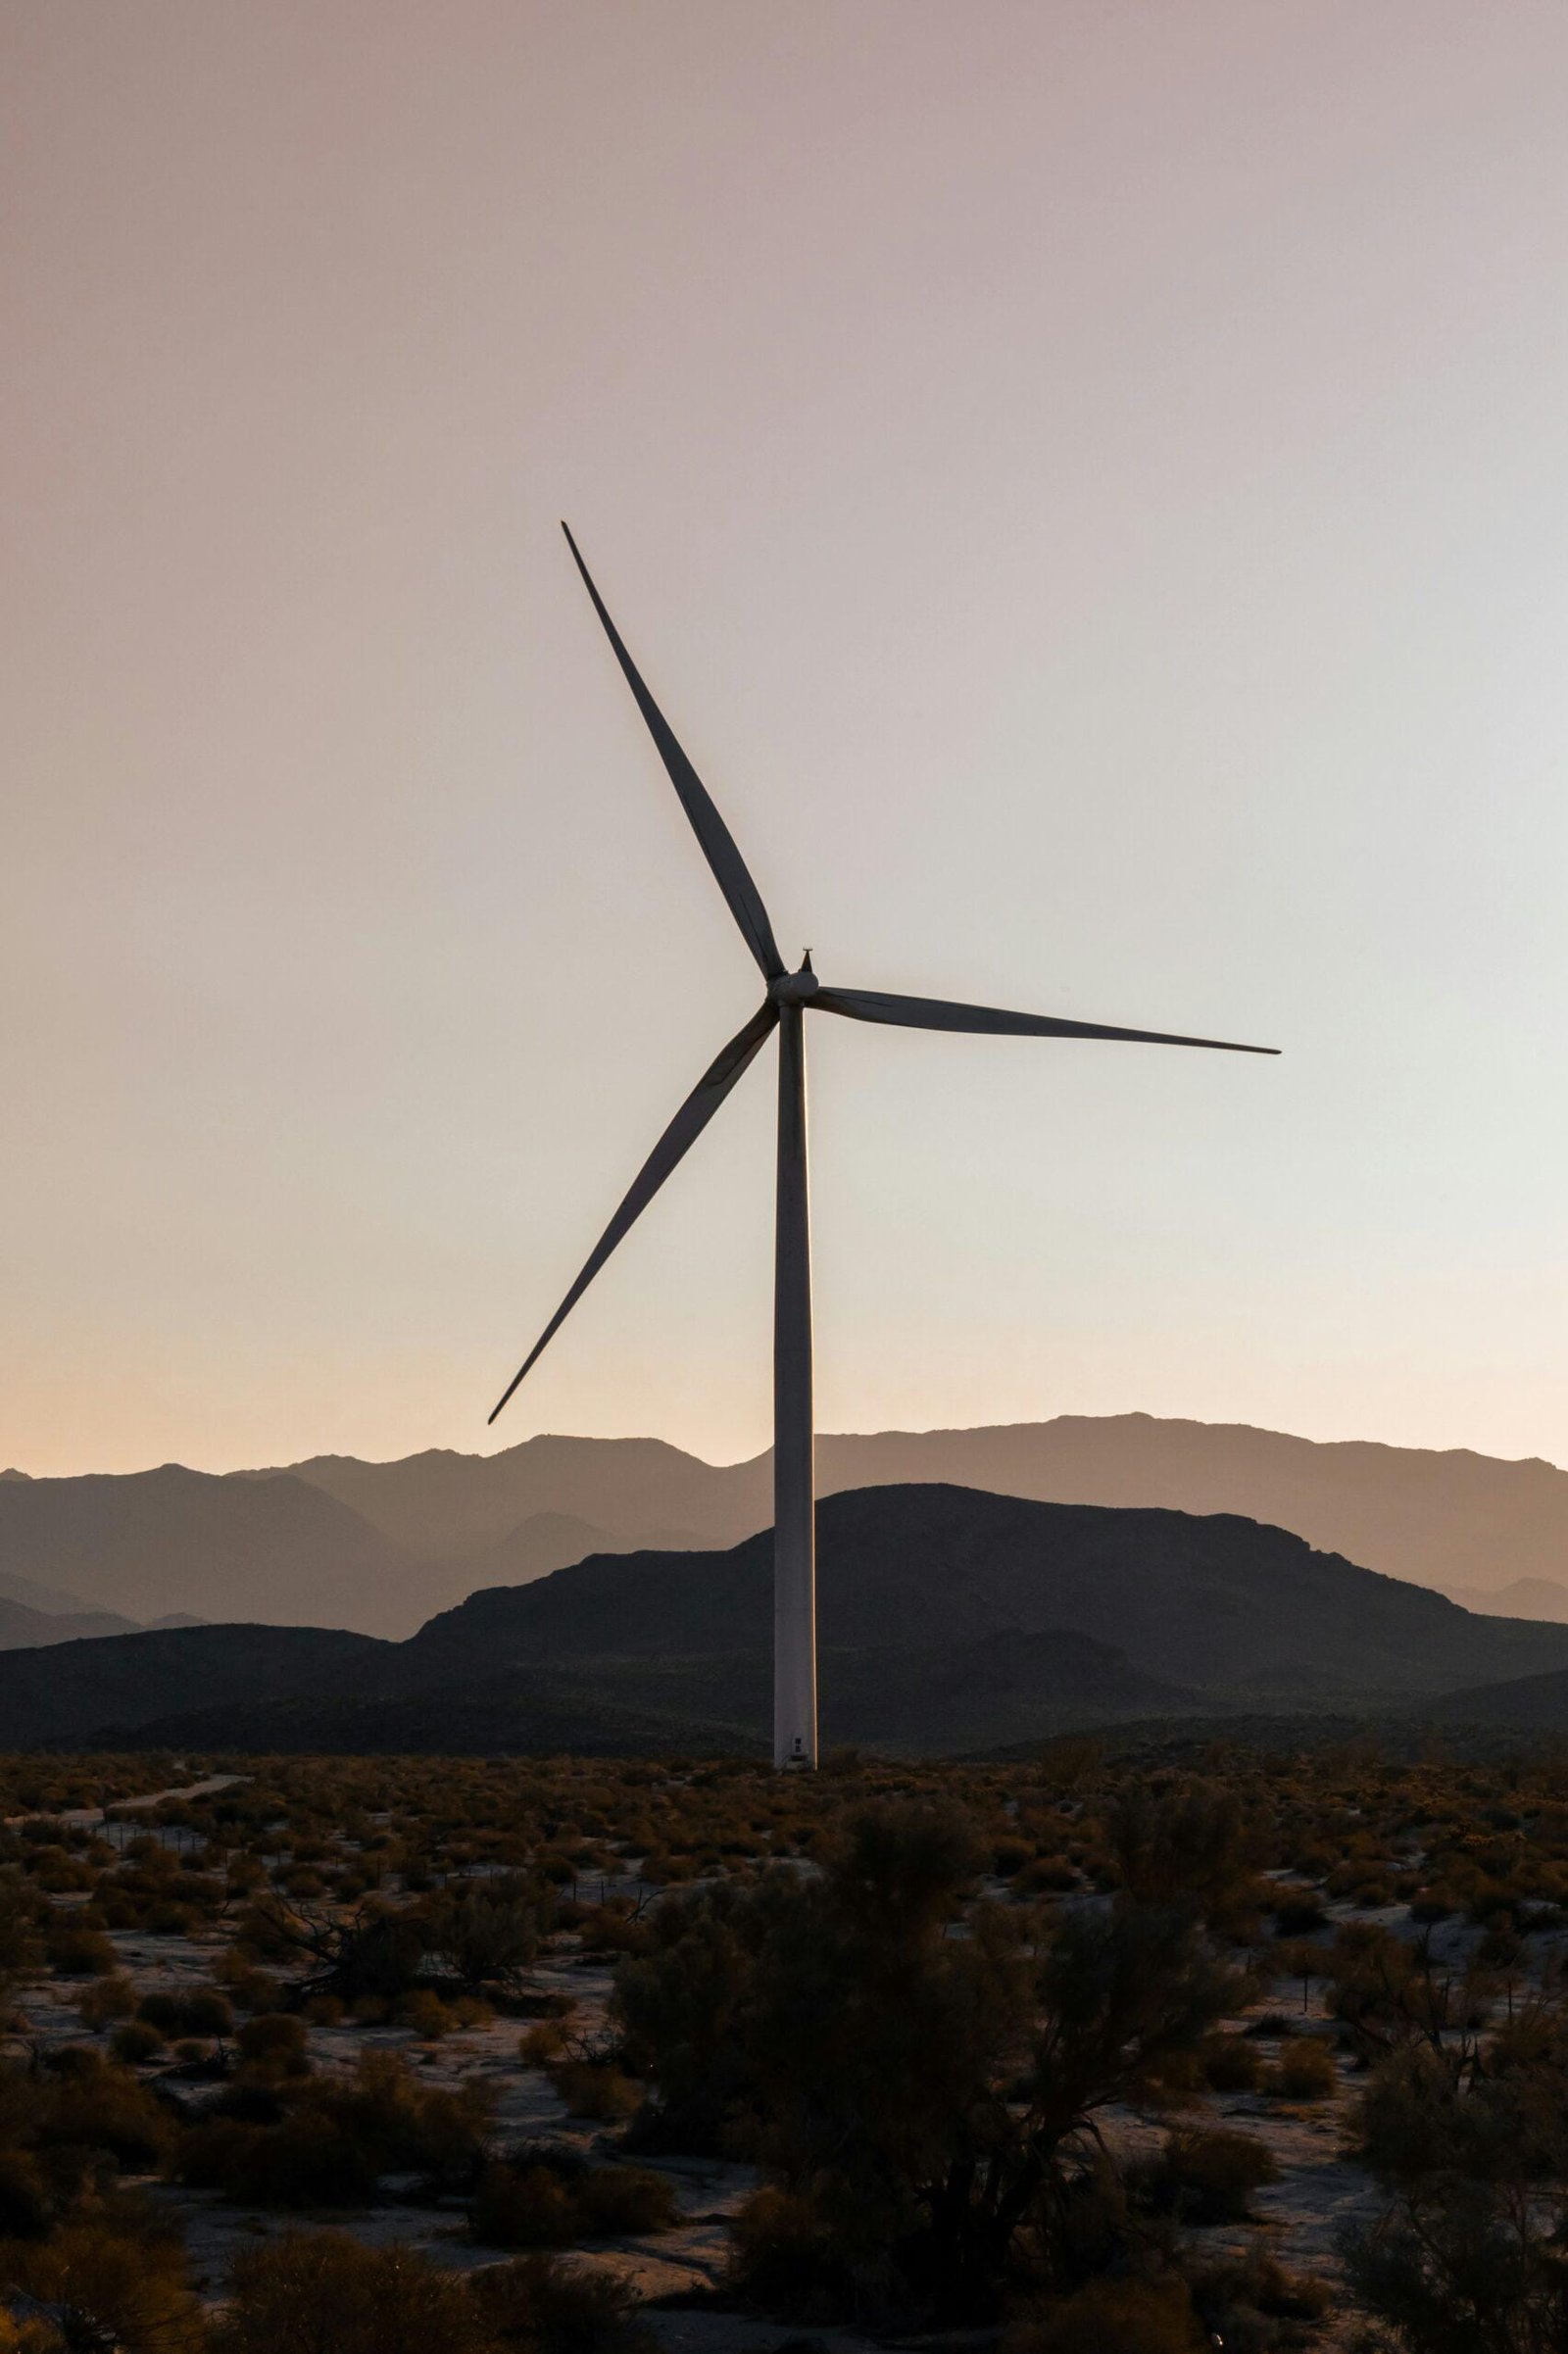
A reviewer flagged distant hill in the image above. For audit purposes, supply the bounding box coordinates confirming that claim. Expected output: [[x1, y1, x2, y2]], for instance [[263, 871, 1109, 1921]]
[[0, 1466, 425, 1635], [0, 1596, 140, 1651], [1427, 1666, 1568, 1731], [1444, 1577, 1568, 1625], [0, 1624, 391, 1747], [10, 1415, 1568, 1642], [18, 1484, 1568, 1757], [396, 1485, 1568, 1703], [269, 1417, 1568, 1622]]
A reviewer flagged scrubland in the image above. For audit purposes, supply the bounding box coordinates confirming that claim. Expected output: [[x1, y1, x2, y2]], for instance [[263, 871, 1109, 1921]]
[[4, 1737, 1568, 2351]]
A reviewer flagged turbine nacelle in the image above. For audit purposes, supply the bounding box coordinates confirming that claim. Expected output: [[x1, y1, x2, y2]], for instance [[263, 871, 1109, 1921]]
[[770, 955, 819, 1008]]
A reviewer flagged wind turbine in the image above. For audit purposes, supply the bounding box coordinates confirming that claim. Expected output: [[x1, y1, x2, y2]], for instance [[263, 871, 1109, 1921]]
[[490, 525, 1278, 1769]]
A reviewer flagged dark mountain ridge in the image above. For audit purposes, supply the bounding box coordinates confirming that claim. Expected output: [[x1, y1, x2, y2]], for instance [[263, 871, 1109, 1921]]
[[13, 1415, 1567, 1643], [401, 1484, 1560, 1700], [11, 1485, 1568, 1756]]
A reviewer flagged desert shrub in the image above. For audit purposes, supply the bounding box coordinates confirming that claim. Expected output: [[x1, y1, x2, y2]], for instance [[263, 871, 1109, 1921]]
[[213, 2229, 491, 2354], [111, 2021, 166, 2065], [520, 2022, 567, 2066], [1140, 2128, 1277, 2225], [30, 2055, 171, 2171], [0, 2212, 206, 2353], [428, 1876, 544, 1989], [1106, 1780, 1268, 1931], [726, 2183, 858, 2314], [1200, 2032, 1262, 2093], [1016, 1857, 1080, 1895], [550, 2061, 641, 2123], [178, 2050, 490, 2208], [76, 1976, 136, 2031], [1269, 2035, 1337, 2101], [319, 2050, 492, 2182], [139, 1988, 231, 2038], [178, 2105, 378, 2207], [1272, 1892, 1326, 1936], [1342, 2179, 1568, 2353], [470, 2252, 650, 2354], [0, 2146, 54, 2237], [0, 1876, 43, 1984], [43, 1923, 117, 1977], [1004, 2274, 1205, 2354], [1187, 2247, 1331, 2339], [400, 1988, 456, 2039], [472, 2150, 676, 2248], [473, 2157, 577, 2248], [235, 2012, 309, 2076], [623, 1801, 1236, 2322]]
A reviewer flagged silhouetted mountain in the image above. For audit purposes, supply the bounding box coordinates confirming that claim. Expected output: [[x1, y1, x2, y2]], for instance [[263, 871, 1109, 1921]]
[[1426, 1665, 1568, 1731], [1443, 1577, 1568, 1624], [0, 1597, 140, 1651], [95, 1629, 1191, 1757], [0, 1624, 391, 1747], [466, 1511, 724, 1589], [262, 1416, 1568, 1602], [12, 1417, 1568, 1640], [0, 1467, 424, 1635], [398, 1486, 1568, 1702], [21, 1486, 1568, 1757], [0, 1563, 99, 1618], [262, 1437, 748, 1556]]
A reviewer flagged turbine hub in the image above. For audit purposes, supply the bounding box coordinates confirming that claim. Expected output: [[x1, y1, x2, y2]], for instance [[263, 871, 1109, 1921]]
[[770, 954, 819, 1007]]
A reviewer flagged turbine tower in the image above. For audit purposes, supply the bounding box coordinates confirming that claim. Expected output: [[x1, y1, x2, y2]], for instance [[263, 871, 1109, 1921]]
[[490, 525, 1278, 1768]]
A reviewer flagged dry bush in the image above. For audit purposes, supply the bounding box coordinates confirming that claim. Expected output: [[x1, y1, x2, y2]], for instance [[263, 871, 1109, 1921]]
[[1200, 2032, 1262, 2093], [472, 2151, 676, 2249], [470, 2251, 651, 2354], [139, 1989, 231, 2038], [111, 2020, 166, 2065], [1268, 2036, 1337, 2101], [550, 2061, 641, 2122], [400, 1988, 456, 2039], [1139, 2128, 1277, 2226], [234, 2012, 309, 2076], [212, 2230, 489, 2354], [0, 2212, 206, 2354], [75, 1976, 136, 2032], [177, 2049, 492, 2207], [1004, 2275, 1205, 2354], [42, 1923, 117, 1978]]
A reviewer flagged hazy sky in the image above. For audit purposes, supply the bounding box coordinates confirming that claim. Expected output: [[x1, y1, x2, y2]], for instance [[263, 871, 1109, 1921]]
[[6, 2, 1566, 1478]]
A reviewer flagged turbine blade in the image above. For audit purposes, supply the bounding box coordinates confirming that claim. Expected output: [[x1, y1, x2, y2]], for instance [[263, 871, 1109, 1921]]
[[562, 523, 785, 981], [488, 1001, 780, 1425], [812, 986, 1278, 1055]]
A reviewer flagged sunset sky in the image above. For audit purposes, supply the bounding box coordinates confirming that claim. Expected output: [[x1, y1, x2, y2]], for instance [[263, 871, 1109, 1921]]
[[6, 2, 1566, 1478]]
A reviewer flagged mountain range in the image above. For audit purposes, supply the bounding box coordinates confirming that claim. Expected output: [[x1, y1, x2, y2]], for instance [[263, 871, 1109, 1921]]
[[4, 1415, 1568, 1641], [9, 1483, 1568, 1755]]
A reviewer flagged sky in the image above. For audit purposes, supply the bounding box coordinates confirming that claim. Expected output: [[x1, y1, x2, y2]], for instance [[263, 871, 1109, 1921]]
[[4, 1, 1566, 1479]]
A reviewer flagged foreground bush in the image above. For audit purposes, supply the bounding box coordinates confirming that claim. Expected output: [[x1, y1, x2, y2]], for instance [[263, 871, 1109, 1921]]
[[0, 2211, 206, 2354], [211, 2231, 648, 2354], [1005, 2274, 1205, 2354], [1138, 2128, 1277, 2226], [618, 1801, 1239, 2323], [472, 2151, 677, 2248], [176, 2050, 491, 2206]]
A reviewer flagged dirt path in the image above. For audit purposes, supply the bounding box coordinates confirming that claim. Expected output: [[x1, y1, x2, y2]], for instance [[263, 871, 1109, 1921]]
[[4, 1772, 244, 1830]]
